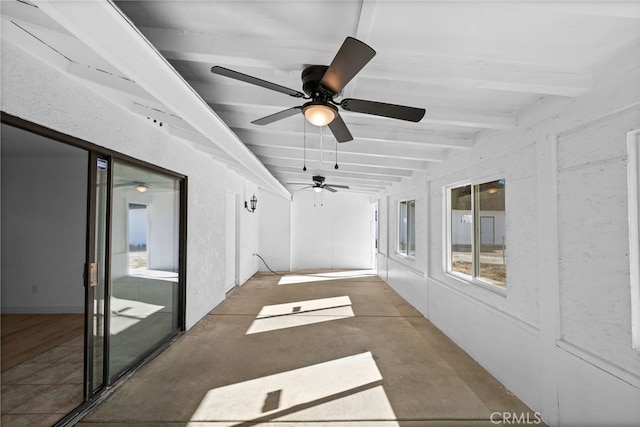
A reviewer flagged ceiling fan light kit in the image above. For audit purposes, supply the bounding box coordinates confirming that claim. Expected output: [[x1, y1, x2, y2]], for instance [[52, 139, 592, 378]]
[[302, 101, 337, 126], [288, 175, 350, 194], [134, 184, 149, 193]]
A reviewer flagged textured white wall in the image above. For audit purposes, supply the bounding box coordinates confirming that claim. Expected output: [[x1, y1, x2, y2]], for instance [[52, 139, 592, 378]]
[[381, 176, 429, 315], [237, 183, 260, 284], [1, 41, 259, 328], [290, 190, 373, 270], [557, 108, 637, 369], [377, 44, 640, 426], [258, 190, 291, 272], [225, 190, 238, 290]]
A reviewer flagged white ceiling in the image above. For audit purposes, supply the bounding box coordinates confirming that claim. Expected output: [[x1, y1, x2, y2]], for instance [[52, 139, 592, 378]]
[[2, 1, 639, 195]]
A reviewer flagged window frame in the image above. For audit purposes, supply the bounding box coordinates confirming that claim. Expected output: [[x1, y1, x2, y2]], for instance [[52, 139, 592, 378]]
[[627, 130, 640, 350], [445, 176, 507, 294], [397, 199, 416, 258]]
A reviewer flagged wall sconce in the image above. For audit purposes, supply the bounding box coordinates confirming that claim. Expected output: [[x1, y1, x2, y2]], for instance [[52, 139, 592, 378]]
[[245, 194, 258, 213]]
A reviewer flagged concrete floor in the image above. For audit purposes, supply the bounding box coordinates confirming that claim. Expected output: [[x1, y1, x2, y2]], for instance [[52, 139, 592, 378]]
[[78, 270, 542, 426]]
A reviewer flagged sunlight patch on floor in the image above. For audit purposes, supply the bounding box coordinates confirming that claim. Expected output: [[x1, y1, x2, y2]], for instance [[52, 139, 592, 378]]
[[278, 270, 377, 286], [130, 269, 179, 282], [109, 297, 164, 335], [246, 296, 354, 335], [187, 352, 398, 426]]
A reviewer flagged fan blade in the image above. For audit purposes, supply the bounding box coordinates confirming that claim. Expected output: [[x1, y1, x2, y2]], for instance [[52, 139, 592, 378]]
[[326, 184, 350, 189], [287, 182, 312, 186], [211, 66, 305, 98], [323, 185, 338, 193], [320, 37, 376, 94], [327, 113, 353, 143], [252, 107, 302, 125], [341, 98, 425, 122], [114, 181, 144, 188]]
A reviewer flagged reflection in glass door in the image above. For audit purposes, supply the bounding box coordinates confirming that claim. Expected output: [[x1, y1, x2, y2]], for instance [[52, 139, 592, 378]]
[[108, 160, 182, 379]]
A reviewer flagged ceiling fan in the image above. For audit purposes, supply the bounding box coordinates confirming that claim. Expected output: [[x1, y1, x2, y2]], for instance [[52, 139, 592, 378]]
[[113, 180, 175, 192], [288, 175, 349, 193], [210, 37, 425, 143]]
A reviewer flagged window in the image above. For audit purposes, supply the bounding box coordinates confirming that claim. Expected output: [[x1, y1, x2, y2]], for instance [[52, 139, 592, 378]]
[[448, 179, 506, 287], [398, 200, 415, 257]]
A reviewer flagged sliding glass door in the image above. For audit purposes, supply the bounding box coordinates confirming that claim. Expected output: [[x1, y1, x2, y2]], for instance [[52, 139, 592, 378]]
[[86, 156, 185, 394], [107, 160, 182, 379], [2, 115, 186, 422]]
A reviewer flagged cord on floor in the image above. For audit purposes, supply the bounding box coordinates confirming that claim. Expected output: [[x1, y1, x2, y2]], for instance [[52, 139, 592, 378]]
[[254, 253, 283, 275]]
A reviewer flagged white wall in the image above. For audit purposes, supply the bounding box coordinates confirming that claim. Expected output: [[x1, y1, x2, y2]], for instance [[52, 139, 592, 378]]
[[147, 191, 179, 271], [290, 190, 373, 270], [258, 190, 291, 272], [224, 190, 237, 290], [237, 183, 260, 284], [378, 177, 429, 315], [1, 41, 260, 328], [377, 41, 640, 426], [259, 189, 374, 272], [1, 145, 87, 313]]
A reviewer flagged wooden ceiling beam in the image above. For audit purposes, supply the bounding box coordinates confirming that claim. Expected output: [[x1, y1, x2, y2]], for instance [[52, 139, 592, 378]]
[[141, 26, 592, 98], [247, 144, 429, 170]]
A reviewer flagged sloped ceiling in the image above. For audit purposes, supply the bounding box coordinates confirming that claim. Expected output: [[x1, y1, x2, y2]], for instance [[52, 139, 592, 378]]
[[2, 1, 639, 196]]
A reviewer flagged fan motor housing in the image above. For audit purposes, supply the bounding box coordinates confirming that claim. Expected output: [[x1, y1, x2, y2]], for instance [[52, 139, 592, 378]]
[[302, 65, 330, 97]]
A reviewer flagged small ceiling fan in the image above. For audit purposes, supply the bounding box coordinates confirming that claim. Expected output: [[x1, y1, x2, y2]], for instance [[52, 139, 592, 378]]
[[210, 37, 425, 143], [113, 180, 174, 192], [288, 175, 349, 193], [114, 181, 150, 192]]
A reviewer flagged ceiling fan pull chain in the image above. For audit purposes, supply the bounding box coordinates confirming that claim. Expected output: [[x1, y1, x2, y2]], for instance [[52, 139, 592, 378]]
[[334, 136, 339, 169], [302, 118, 307, 172], [319, 125, 323, 170]]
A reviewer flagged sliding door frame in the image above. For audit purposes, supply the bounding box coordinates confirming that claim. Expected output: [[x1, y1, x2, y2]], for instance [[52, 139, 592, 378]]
[[106, 156, 187, 384], [1, 112, 188, 424]]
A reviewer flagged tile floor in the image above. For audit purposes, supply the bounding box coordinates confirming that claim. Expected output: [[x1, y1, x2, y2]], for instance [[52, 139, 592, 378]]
[[77, 270, 543, 426], [1, 335, 84, 427]]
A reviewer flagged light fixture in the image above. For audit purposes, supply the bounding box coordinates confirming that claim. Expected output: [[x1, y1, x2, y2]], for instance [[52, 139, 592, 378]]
[[486, 179, 505, 194], [245, 194, 258, 213], [313, 186, 322, 193], [302, 101, 337, 127], [135, 184, 149, 193]]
